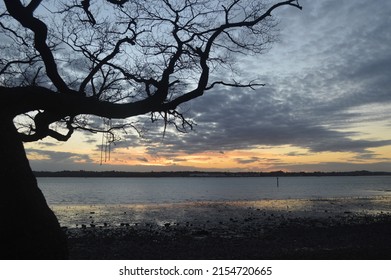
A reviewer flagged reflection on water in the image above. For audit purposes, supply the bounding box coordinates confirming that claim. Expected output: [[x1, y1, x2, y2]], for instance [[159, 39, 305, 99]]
[[38, 176, 391, 228], [51, 197, 391, 228]]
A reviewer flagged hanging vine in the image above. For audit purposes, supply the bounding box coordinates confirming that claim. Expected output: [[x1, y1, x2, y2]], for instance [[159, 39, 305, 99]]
[[100, 117, 113, 165]]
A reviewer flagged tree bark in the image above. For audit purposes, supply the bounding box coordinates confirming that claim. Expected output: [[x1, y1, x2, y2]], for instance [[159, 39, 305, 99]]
[[0, 115, 68, 259]]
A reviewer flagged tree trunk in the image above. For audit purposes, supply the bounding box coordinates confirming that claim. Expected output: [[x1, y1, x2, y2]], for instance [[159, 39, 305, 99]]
[[0, 116, 68, 259]]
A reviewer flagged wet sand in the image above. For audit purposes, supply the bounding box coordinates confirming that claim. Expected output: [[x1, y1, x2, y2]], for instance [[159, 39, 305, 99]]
[[53, 196, 391, 259]]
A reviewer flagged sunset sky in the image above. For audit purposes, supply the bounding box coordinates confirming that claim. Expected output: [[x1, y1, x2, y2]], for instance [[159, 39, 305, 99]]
[[25, 0, 391, 172]]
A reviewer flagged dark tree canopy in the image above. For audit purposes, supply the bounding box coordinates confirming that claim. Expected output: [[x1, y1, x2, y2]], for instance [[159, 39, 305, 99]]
[[1, 0, 302, 144], [0, 0, 301, 259]]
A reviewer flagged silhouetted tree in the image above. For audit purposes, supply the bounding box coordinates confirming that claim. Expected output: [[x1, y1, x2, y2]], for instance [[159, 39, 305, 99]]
[[0, 0, 301, 259]]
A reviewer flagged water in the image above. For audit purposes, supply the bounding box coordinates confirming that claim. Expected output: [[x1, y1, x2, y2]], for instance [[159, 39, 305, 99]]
[[37, 176, 391, 205]]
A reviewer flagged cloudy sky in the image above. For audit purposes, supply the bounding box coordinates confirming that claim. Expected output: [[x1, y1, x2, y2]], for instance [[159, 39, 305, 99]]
[[26, 0, 391, 172]]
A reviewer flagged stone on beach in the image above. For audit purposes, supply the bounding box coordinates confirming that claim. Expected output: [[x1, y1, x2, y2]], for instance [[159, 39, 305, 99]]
[[51, 196, 391, 259]]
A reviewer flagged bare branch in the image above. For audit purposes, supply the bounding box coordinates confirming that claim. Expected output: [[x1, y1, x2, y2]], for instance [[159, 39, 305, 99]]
[[79, 37, 136, 93], [4, 0, 70, 92], [105, 0, 130, 6], [2, 0, 302, 142], [205, 80, 266, 91], [26, 0, 42, 13], [0, 55, 40, 76]]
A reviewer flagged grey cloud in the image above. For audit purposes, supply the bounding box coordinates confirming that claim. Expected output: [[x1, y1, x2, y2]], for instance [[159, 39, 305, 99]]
[[235, 157, 261, 164], [84, 138, 98, 144], [307, 138, 391, 153], [139, 79, 390, 157], [137, 157, 149, 163], [285, 151, 309, 157], [235, 157, 281, 165], [26, 149, 93, 164], [170, 158, 188, 162], [353, 152, 379, 161], [273, 161, 391, 173], [36, 142, 58, 147], [71, 0, 391, 166]]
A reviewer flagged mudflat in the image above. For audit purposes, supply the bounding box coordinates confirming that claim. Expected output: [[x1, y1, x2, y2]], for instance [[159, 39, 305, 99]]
[[55, 197, 391, 259]]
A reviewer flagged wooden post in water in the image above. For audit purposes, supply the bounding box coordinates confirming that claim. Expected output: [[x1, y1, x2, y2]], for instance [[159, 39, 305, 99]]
[[276, 177, 279, 187]]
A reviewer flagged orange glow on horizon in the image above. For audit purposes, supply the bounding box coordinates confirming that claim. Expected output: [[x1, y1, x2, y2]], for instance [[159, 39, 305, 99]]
[[24, 129, 391, 172]]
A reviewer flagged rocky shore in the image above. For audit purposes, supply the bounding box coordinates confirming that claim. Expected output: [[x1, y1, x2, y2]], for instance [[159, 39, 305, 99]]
[[54, 197, 391, 259], [66, 215, 391, 260]]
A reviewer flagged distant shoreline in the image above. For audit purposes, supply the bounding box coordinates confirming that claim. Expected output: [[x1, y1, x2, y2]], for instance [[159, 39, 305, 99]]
[[33, 170, 391, 178]]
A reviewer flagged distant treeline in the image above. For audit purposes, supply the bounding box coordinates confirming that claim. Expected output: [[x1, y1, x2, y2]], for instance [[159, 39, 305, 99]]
[[33, 170, 391, 178]]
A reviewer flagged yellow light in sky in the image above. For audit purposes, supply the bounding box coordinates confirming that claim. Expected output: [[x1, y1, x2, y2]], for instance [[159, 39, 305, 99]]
[[24, 128, 391, 172]]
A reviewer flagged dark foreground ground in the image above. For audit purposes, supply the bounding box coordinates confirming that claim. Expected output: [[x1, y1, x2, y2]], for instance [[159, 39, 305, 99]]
[[66, 214, 391, 260]]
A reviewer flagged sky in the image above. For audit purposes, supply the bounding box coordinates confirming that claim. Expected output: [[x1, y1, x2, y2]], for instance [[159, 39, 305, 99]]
[[24, 0, 391, 172]]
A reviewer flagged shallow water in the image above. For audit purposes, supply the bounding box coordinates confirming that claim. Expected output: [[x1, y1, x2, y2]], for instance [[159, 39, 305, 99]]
[[38, 176, 391, 205], [37, 176, 391, 228], [52, 196, 391, 228]]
